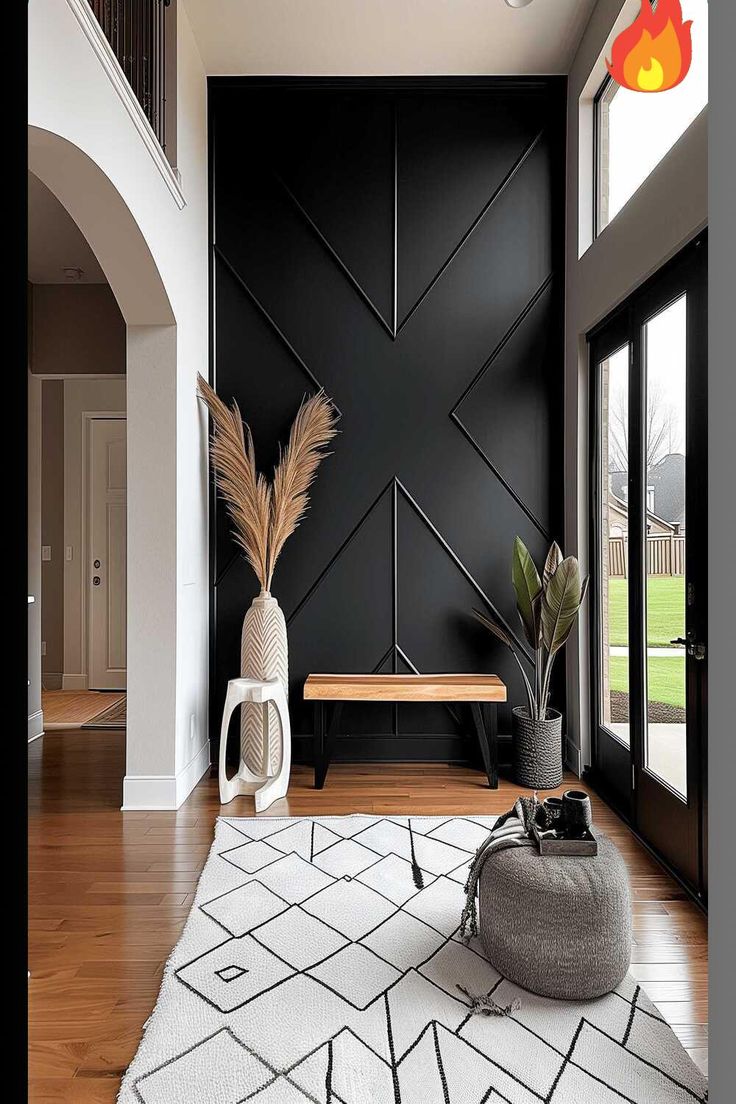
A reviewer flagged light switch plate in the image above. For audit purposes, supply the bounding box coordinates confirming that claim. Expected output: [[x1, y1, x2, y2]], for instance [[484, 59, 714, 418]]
[[41, 546, 51, 562]]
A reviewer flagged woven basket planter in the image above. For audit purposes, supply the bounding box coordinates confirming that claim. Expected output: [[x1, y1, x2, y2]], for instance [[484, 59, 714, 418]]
[[240, 591, 288, 776], [512, 706, 563, 789]]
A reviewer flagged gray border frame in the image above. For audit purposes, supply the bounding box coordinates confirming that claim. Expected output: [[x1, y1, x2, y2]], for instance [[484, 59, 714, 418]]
[[707, 0, 736, 1095]]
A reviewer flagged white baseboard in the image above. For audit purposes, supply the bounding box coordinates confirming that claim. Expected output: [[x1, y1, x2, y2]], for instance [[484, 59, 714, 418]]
[[121, 742, 210, 810], [42, 673, 63, 691], [564, 737, 583, 778], [28, 710, 44, 743], [62, 673, 88, 691]]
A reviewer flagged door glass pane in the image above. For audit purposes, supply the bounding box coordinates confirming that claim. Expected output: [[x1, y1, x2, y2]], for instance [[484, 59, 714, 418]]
[[644, 295, 687, 798], [599, 344, 630, 746]]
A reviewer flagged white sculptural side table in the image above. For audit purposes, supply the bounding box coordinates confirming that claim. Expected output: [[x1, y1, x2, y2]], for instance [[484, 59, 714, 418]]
[[218, 678, 291, 812]]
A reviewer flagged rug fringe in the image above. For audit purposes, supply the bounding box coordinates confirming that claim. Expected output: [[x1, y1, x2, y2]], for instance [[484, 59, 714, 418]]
[[457, 984, 521, 1018]]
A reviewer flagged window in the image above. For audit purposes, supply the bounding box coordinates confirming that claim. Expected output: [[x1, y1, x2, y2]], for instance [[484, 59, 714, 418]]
[[643, 295, 688, 798], [595, 0, 708, 235], [588, 235, 707, 892], [594, 303, 690, 797], [597, 343, 631, 749]]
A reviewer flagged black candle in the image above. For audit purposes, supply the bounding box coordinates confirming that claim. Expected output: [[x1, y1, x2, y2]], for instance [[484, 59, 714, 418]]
[[562, 790, 593, 837], [542, 796, 564, 830]]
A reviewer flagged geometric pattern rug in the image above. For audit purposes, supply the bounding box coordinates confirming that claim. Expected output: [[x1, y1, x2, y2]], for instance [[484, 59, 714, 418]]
[[118, 815, 708, 1103]]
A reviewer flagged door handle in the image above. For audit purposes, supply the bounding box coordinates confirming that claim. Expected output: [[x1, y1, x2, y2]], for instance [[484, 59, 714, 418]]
[[670, 633, 706, 660]]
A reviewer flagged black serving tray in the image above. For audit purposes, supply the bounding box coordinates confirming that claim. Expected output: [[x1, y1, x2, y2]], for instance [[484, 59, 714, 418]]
[[532, 824, 598, 856]]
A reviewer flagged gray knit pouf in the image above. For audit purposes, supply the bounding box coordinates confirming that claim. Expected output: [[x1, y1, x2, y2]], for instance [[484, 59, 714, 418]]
[[477, 831, 632, 1000]]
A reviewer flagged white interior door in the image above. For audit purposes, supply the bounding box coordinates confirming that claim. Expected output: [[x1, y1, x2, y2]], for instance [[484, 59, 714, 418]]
[[88, 417, 127, 690]]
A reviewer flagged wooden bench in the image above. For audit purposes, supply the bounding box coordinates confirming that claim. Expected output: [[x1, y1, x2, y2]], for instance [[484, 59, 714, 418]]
[[303, 673, 507, 791]]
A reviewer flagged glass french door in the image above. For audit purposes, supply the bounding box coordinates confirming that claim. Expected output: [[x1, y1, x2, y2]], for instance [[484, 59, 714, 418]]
[[590, 236, 707, 898]]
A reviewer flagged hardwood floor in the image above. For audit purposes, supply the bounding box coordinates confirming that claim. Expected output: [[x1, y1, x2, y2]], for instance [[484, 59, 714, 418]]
[[28, 731, 708, 1102], [41, 690, 126, 729]]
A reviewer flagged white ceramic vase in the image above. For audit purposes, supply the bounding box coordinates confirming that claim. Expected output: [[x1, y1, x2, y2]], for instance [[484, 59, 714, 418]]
[[240, 590, 289, 775]]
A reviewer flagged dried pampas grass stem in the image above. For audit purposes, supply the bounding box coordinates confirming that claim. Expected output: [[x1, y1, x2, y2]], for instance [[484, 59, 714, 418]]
[[197, 374, 338, 591], [267, 393, 338, 589]]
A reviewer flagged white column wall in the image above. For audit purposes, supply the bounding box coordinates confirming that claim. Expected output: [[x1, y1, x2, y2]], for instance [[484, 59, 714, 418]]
[[173, 11, 210, 790], [28, 0, 210, 807], [125, 326, 180, 795], [28, 371, 43, 742]]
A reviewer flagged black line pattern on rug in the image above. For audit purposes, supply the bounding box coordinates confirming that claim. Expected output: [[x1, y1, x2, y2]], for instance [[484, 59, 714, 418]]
[[622, 984, 640, 1047], [432, 1021, 451, 1104], [126, 815, 707, 1104], [407, 818, 425, 890], [325, 1038, 334, 1104], [384, 991, 402, 1104], [545, 1018, 584, 1102]]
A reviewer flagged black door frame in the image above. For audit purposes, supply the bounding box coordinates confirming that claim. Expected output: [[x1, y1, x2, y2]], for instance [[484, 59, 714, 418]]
[[588, 232, 708, 903]]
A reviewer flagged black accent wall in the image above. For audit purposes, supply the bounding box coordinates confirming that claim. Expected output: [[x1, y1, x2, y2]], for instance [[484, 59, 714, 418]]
[[209, 78, 566, 764]]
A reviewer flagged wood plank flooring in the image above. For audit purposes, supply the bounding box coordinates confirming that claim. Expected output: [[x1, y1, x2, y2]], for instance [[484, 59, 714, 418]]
[[41, 690, 126, 729], [28, 731, 708, 1102]]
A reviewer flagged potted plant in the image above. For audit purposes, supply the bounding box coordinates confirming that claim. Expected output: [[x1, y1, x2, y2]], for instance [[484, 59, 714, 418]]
[[472, 537, 588, 789], [198, 374, 338, 776]]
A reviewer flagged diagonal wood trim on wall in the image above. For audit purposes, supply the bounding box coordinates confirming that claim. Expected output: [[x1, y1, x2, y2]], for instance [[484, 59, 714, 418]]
[[209, 78, 566, 761]]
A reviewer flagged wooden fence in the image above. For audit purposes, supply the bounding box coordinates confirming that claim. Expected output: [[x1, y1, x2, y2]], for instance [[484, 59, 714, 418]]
[[609, 534, 685, 577]]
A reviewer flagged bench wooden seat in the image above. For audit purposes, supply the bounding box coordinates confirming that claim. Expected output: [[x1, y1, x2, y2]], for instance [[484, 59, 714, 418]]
[[304, 673, 507, 790]]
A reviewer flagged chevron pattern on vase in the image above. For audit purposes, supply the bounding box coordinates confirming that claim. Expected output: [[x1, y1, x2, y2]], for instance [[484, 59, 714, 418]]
[[240, 592, 289, 775]]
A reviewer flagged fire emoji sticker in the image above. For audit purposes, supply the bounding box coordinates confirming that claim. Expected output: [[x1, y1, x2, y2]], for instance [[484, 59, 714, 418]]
[[606, 0, 693, 92]]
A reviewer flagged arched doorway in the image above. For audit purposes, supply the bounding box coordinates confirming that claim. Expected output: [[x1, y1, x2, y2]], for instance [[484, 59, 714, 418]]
[[28, 126, 179, 803]]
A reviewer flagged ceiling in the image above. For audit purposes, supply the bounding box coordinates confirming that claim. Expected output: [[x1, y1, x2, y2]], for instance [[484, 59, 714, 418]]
[[28, 172, 107, 284], [184, 0, 596, 77]]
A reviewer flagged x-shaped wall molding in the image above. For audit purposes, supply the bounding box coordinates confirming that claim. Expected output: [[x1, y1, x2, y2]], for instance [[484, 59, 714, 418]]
[[211, 86, 561, 725]]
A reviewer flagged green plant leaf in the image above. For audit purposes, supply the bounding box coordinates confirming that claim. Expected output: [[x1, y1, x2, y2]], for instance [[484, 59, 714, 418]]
[[541, 556, 582, 656], [471, 608, 537, 718], [471, 607, 514, 649], [512, 537, 542, 649], [543, 542, 563, 589], [547, 575, 589, 657]]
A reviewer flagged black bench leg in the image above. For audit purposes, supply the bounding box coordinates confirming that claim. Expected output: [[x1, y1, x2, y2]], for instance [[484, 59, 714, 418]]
[[314, 702, 328, 789], [314, 703, 343, 789], [471, 702, 498, 789], [486, 701, 498, 788]]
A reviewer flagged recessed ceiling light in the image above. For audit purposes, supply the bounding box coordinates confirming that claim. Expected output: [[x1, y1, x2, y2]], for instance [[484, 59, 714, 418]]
[[504, 0, 534, 7], [63, 267, 84, 281]]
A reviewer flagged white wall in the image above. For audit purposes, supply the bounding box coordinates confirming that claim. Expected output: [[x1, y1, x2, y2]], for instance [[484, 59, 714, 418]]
[[126, 326, 178, 785], [62, 378, 126, 688], [173, 9, 210, 791], [28, 371, 43, 742], [564, 0, 708, 770], [29, 0, 210, 807]]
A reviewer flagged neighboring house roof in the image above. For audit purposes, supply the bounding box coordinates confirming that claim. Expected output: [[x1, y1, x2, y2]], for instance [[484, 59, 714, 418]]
[[609, 493, 676, 534], [609, 469, 627, 501], [608, 453, 685, 528], [647, 453, 685, 527]]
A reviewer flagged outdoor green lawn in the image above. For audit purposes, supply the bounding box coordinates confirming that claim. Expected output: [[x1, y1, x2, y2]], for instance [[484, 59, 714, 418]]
[[608, 576, 685, 647], [609, 656, 685, 709], [608, 576, 686, 709]]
